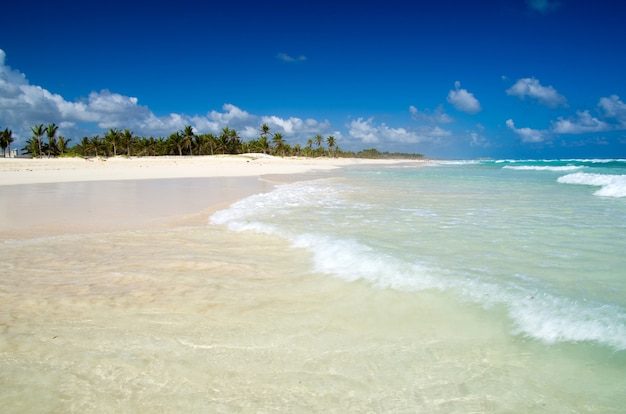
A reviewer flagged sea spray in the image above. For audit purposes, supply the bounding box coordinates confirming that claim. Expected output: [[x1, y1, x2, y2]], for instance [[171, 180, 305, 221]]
[[557, 172, 626, 197]]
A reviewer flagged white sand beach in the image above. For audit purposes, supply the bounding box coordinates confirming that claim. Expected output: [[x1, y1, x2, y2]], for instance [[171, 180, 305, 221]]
[[0, 154, 408, 186], [0, 155, 420, 240]]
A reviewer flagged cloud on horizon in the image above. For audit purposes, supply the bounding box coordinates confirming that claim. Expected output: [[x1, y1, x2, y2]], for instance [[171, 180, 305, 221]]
[[550, 95, 626, 134], [0, 49, 339, 146], [1, 48, 438, 153], [348, 117, 451, 146]]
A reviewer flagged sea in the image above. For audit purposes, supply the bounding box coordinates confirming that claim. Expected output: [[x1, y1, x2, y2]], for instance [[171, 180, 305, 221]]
[[1, 159, 625, 412]]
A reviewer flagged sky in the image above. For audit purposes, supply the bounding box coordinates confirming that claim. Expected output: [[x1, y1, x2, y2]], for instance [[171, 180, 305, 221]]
[[2, 0, 626, 159]]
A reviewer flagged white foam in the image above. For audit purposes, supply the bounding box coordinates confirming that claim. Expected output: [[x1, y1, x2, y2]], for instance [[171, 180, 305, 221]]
[[291, 233, 442, 291], [426, 160, 479, 166], [508, 293, 626, 350], [294, 231, 626, 350], [503, 165, 582, 172], [210, 172, 626, 351], [557, 173, 626, 197]]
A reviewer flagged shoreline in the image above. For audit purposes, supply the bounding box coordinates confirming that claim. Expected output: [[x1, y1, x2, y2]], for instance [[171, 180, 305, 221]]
[[0, 154, 423, 186], [0, 155, 425, 240]]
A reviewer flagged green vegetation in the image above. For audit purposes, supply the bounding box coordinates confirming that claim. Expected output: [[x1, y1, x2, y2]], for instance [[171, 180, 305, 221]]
[[0, 127, 15, 157], [3, 122, 424, 159]]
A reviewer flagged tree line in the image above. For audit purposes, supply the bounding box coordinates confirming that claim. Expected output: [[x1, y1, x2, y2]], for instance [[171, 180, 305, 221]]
[[1, 122, 423, 159]]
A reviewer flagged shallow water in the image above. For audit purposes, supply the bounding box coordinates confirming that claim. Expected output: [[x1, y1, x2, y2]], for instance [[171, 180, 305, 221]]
[[1, 162, 626, 412]]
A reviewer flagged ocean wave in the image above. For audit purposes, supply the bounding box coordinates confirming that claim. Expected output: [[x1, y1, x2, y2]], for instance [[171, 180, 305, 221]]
[[503, 165, 582, 172], [210, 177, 626, 351], [426, 160, 480, 166], [508, 294, 626, 350], [298, 232, 626, 350], [310, 233, 626, 350], [494, 158, 626, 164], [557, 173, 626, 197]]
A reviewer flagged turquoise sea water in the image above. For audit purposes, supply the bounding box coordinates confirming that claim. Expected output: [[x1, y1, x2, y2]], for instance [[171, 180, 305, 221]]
[[2, 160, 626, 412], [213, 159, 626, 352], [211, 159, 626, 410]]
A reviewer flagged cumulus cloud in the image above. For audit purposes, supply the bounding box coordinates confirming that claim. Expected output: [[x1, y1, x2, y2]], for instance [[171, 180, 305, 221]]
[[598, 95, 626, 122], [277, 53, 307, 63], [208, 103, 253, 124], [447, 81, 481, 114], [260, 115, 331, 138], [469, 131, 489, 147], [409, 104, 454, 124], [506, 119, 546, 143], [0, 51, 194, 140], [550, 110, 611, 134], [0, 48, 337, 146], [506, 77, 567, 108], [348, 117, 450, 145], [547, 95, 626, 135]]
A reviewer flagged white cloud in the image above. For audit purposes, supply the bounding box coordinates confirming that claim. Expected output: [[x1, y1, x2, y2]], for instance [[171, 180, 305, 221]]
[[277, 53, 307, 63], [0, 50, 27, 85], [349, 118, 380, 144], [208, 103, 253, 124], [0, 49, 341, 146], [506, 77, 567, 108], [598, 95, 626, 123], [469, 131, 489, 147], [447, 81, 482, 114], [506, 119, 546, 143], [260, 115, 332, 137], [550, 110, 611, 134], [348, 117, 450, 145], [409, 104, 454, 124]]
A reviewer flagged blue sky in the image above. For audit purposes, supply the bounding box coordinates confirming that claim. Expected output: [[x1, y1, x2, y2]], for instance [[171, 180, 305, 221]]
[[2, 0, 626, 159]]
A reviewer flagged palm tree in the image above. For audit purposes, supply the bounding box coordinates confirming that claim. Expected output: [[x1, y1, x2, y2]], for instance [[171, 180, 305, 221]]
[[314, 133, 323, 148], [57, 136, 71, 156], [272, 132, 285, 156], [45, 123, 59, 158], [259, 123, 271, 155], [326, 135, 336, 157], [89, 135, 105, 157], [227, 127, 241, 154], [104, 128, 120, 156], [0, 128, 7, 157], [78, 136, 90, 156], [199, 133, 217, 155], [31, 124, 45, 158], [218, 127, 241, 154], [217, 129, 230, 154], [181, 125, 194, 155], [258, 136, 270, 155], [194, 134, 206, 155], [0, 128, 13, 157], [121, 129, 134, 156], [22, 138, 40, 157], [314, 133, 324, 157], [168, 132, 183, 156]]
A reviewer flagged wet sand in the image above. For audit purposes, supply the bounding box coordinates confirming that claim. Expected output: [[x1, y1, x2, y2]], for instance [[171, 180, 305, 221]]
[[0, 155, 421, 240]]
